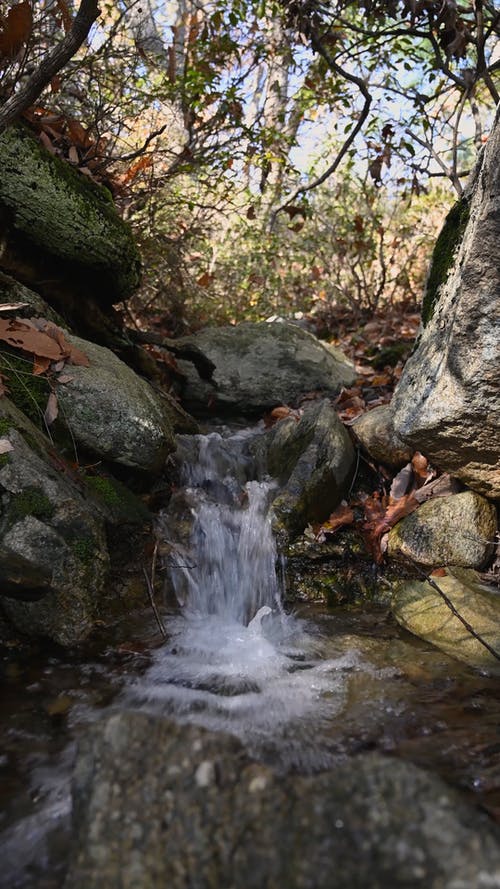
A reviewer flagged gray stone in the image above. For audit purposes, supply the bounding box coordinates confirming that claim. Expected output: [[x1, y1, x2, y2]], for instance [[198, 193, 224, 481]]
[[391, 107, 500, 498], [0, 124, 141, 304], [352, 404, 412, 468], [0, 271, 64, 325], [392, 568, 500, 672], [388, 491, 497, 569], [176, 321, 356, 415], [266, 400, 355, 535], [0, 400, 109, 645], [56, 335, 176, 473], [66, 711, 500, 889]]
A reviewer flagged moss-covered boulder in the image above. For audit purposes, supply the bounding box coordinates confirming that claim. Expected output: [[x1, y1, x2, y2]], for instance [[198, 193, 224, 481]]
[[0, 270, 65, 325], [264, 400, 355, 536], [388, 491, 497, 569], [392, 568, 500, 672], [54, 335, 176, 474], [392, 107, 500, 498], [0, 124, 141, 305], [176, 322, 356, 415], [0, 399, 109, 646]]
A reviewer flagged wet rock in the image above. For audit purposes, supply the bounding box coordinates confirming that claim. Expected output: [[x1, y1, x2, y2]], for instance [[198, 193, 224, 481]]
[[176, 321, 356, 415], [55, 335, 176, 474], [391, 107, 500, 498], [0, 123, 141, 305], [266, 400, 355, 535], [392, 568, 500, 672], [387, 491, 497, 569], [352, 404, 412, 468], [67, 711, 500, 888], [0, 399, 109, 646]]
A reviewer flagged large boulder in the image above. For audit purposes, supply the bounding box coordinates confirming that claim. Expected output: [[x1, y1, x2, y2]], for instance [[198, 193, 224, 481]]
[[0, 399, 109, 646], [67, 711, 500, 889], [391, 108, 500, 498], [392, 568, 500, 672], [388, 491, 497, 569], [0, 124, 141, 305], [54, 335, 176, 474], [176, 322, 356, 415], [265, 400, 355, 535]]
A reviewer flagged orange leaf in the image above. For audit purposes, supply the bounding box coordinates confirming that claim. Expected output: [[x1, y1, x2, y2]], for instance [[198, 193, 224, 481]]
[[320, 502, 354, 535], [196, 272, 213, 288], [0, 2, 32, 59], [122, 155, 153, 185], [0, 319, 63, 361], [431, 568, 447, 577], [33, 355, 51, 375]]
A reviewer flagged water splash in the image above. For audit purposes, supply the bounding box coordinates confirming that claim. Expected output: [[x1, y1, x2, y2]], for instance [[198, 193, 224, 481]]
[[126, 426, 391, 769]]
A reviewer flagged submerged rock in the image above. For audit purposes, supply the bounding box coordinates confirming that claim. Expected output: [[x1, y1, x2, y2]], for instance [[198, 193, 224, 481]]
[[0, 399, 109, 646], [55, 335, 176, 474], [391, 107, 500, 498], [176, 321, 356, 415], [352, 404, 412, 468], [392, 568, 500, 672], [67, 711, 500, 888], [266, 400, 355, 535], [388, 491, 497, 569]]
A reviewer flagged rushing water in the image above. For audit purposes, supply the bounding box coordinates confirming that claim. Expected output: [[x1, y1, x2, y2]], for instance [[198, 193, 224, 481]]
[[3, 424, 500, 887], [125, 427, 398, 769]]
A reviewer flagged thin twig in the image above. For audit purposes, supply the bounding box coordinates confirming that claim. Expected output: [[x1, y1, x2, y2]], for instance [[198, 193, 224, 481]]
[[142, 562, 167, 638], [408, 560, 500, 663]]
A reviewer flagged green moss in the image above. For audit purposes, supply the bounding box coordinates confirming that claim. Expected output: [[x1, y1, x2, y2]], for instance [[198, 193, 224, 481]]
[[422, 197, 469, 325], [85, 473, 150, 524], [0, 350, 50, 427], [0, 123, 141, 301], [0, 453, 10, 468], [0, 417, 12, 435], [71, 535, 96, 566], [8, 487, 54, 525]]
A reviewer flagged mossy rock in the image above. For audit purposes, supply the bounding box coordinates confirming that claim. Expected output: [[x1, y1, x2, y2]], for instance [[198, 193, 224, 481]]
[[84, 473, 151, 526], [422, 197, 469, 326], [0, 123, 141, 305]]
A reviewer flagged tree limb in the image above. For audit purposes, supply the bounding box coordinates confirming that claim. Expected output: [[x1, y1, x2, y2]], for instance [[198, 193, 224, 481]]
[[269, 30, 372, 228], [0, 0, 100, 135]]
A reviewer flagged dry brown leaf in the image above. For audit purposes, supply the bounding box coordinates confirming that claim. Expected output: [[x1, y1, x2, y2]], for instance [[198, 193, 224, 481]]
[[0, 437, 13, 454], [0, 319, 62, 360], [390, 462, 412, 500], [411, 451, 429, 483], [44, 392, 58, 426], [33, 355, 51, 376], [319, 502, 355, 536], [431, 567, 447, 577], [56, 373, 74, 384], [0, 1, 32, 59]]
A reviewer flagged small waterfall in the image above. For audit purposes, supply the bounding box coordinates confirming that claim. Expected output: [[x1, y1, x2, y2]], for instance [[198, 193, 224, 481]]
[[125, 426, 388, 769]]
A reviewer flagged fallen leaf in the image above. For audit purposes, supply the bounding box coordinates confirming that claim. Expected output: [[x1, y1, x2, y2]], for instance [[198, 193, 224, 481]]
[[413, 473, 461, 503], [0, 1, 33, 59], [411, 451, 429, 483], [0, 438, 13, 454], [0, 319, 61, 360], [431, 567, 447, 577], [44, 391, 58, 426], [319, 502, 355, 535], [33, 355, 51, 375], [56, 373, 74, 384], [0, 302, 28, 312], [390, 462, 413, 500]]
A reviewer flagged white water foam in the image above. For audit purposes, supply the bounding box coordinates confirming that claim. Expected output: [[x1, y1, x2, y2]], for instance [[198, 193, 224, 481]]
[[125, 427, 390, 769]]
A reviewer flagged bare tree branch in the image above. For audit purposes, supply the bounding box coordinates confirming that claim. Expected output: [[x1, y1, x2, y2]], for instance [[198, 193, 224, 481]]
[[0, 0, 100, 135], [270, 31, 372, 229]]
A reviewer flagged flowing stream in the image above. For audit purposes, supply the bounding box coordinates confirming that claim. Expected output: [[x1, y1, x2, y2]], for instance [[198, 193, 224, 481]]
[[3, 424, 500, 887], [125, 426, 393, 768]]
